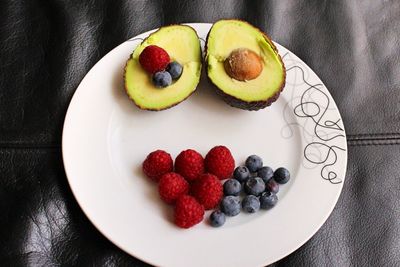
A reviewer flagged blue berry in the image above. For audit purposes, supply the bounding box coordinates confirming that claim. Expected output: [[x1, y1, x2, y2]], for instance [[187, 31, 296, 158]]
[[258, 166, 274, 183], [260, 191, 278, 210], [266, 179, 279, 194], [274, 167, 290, 184], [223, 179, 242, 196], [209, 210, 226, 227], [245, 155, 263, 172], [152, 71, 172, 88], [242, 195, 260, 213], [244, 177, 265, 196], [233, 166, 250, 183], [166, 61, 183, 80], [220, 196, 241, 216]]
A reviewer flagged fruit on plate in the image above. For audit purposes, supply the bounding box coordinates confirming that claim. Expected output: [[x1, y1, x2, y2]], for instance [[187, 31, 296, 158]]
[[158, 172, 189, 204], [204, 145, 235, 179], [142, 148, 291, 228], [175, 149, 204, 182], [124, 25, 202, 111], [205, 19, 286, 110], [142, 150, 173, 182], [174, 195, 205, 228], [191, 173, 223, 210], [209, 210, 226, 227]]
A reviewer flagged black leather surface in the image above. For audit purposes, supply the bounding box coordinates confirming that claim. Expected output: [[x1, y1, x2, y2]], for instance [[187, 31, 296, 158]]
[[1, 1, 399, 266]]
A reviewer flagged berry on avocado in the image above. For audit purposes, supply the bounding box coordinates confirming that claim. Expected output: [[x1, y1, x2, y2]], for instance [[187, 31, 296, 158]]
[[124, 25, 202, 111], [166, 61, 183, 80], [152, 71, 172, 88], [139, 45, 170, 74]]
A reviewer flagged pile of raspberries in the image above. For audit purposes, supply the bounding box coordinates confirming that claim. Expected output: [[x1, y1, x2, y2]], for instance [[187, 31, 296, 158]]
[[142, 146, 234, 228]]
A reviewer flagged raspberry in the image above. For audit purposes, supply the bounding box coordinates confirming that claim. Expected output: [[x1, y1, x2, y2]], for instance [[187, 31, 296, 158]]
[[142, 150, 173, 182], [204, 146, 235, 180], [174, 195, 204, 228], [139, 45, 170, 74], [191, 174, 223, 210], [175, 149, 204, 182], [158, 172, 189, 204]]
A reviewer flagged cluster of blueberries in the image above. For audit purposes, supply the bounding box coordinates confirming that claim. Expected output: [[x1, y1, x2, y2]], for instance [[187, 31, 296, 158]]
[[209, 155, 290, 227], [152, 61, 183, 88]]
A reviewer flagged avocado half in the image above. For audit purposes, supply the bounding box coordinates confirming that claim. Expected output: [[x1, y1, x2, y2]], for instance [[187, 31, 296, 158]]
[[124, 25, 202, 111], [205, 20, 286, 111]]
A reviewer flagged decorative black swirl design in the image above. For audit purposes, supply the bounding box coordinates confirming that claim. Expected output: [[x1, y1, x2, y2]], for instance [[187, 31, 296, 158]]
[[282, 53, 346, 184]]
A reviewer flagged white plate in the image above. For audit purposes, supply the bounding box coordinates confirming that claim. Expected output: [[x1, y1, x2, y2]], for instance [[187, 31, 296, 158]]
[[62, 23, 347, 267]]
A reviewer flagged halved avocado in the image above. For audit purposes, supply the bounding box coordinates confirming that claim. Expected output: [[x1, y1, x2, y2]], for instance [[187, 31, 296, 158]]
[[124, 25, 202, 111], [206, 20, 286, 110]]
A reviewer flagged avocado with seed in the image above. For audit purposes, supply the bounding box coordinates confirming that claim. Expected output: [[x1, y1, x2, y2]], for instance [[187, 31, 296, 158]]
[[124, 25, 202, 111], [205, 20, 286, 110]]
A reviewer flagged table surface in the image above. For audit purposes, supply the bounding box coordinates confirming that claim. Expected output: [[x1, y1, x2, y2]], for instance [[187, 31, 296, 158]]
[[0, 1, 399, 266]]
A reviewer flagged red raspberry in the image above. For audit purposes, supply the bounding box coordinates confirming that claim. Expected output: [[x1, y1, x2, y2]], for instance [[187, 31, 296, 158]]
[[139, 45, 170, 74], [204, 146, 235, 180], [174, 195, 204, 228], [191, 173, 223, 210], [142, 150, 173, 182], [158, 172, 189, 204], [175, 149, 204, 182]]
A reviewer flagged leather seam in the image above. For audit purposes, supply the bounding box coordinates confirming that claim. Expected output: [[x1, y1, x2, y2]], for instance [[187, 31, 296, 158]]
[[1, 134, 400, 149], [347, 133, 400, 139], [348, 139, 400, 146]]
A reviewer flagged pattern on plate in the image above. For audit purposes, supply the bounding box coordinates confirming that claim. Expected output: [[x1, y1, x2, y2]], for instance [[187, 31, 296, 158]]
[[282, 53, 346, 184]]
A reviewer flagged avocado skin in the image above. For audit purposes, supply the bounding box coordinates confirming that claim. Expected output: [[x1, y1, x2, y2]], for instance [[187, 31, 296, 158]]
[[123, 25, 202, 111], [205, 20, 286, 111]]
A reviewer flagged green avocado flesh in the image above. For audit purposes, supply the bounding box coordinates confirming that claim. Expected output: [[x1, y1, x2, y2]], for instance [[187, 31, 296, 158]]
[[125, 25, 202, 110], [206, 20, 285, 106]]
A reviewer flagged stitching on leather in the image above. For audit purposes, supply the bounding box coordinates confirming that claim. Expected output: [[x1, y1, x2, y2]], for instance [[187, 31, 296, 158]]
[[1, 133, 400, 149], [347, 133, 400, 138], [348, 139, 400, 146]]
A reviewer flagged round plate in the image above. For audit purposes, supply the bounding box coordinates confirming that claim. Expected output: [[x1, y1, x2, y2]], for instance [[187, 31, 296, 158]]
[[62, 23, 347, 267]]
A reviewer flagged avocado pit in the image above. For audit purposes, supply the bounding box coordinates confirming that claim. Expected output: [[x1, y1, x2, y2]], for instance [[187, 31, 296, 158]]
[[224, 48, 263, 81]]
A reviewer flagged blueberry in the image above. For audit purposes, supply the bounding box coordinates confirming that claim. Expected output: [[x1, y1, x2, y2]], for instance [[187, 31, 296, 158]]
[[220, 196, 241, 216], [258, 166, 274, 183], [244, 177, 266, 196], [233, 166, 250, 183], [152, 71, 172, 88], [274, 167, 290, 184], [242, 195, 260, 213], [209, 210, 226, 227], [266, 179, 279, 194], [166, 61, 183, 80], [223, 179, 242, 196], [260, 191, 278, 210], [245, 155, 263, 173]]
